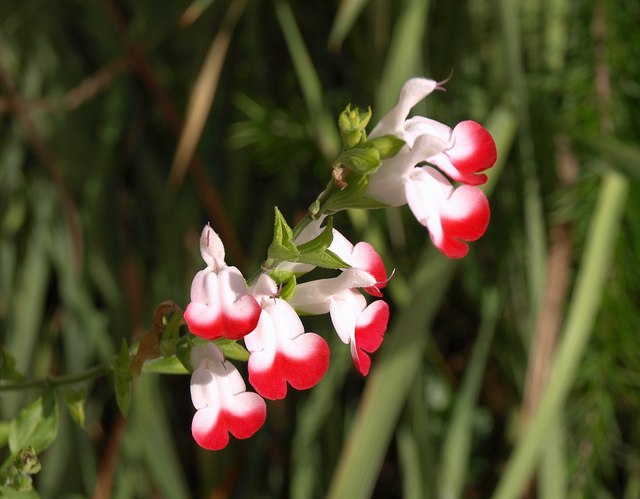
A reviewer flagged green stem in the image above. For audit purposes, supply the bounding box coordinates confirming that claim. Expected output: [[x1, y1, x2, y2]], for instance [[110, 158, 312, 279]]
[[0, 363, 113, 393]]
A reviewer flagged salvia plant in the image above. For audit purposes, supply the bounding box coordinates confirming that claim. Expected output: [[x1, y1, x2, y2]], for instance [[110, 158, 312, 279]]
[[0, 76, 497, 485]]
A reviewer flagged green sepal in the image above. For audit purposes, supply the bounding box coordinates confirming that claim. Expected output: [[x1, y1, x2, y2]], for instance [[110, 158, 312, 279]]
[[8, 389, 59, 455], [334, 134, 406, 176], [112, 339, 133, 416], [268, 207, 299, 261], [322, 171, 389, 213], [338, 104, 372, 149], [367, 134, 406, 159], [334, 146, 382, 175], [269, 269, 296, 283], [279, 275, 297, 302], [61, 387, 85, 428]]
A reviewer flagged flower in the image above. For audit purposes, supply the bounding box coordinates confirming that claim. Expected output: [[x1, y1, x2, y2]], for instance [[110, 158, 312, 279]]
[[244, 274, 330, 399], [365, 77, 497, 258], [190, 342, 267, 451], [288, 269, 389, 375], [281, 218, 389, 296], [184, 224, 262, 340]]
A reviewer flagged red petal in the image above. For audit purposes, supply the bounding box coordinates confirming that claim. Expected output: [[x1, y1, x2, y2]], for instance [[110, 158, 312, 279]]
[[249, 333, 330, 400], [351, 242, 388, 296], [446, 121, 497, 185], [437, 185, 490, 258], [184, 302, 224, 340], [352, 300, 390, 376], [191, 397, 266, 451]]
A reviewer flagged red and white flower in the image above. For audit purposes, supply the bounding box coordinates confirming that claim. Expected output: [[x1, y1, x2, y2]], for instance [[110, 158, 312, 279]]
[[244, 274, 330, 400], [366, 77, 497, 258], [282, 218, 389, 296], [184, 224, 261, 340], [190, 342, 266, 451], [288, 269, 389, 375]]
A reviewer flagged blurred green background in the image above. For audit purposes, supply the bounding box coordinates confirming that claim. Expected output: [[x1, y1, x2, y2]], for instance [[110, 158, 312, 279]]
[[1, 0, 639, 497]]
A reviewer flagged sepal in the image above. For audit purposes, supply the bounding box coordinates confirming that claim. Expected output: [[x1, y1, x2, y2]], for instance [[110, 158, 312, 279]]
[[333, 134, 406, 176], [267, 207, 299, 261]]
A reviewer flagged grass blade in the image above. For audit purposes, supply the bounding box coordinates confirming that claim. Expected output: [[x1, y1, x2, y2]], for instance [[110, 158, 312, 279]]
[[439, 288, 499, 499], [492, 170, 629, 499]]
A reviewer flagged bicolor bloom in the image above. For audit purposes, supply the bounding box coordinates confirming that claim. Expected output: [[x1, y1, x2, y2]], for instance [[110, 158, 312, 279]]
[[281, 218, 389, 296], [366, 77, 497, 258], [244, 274, 330, 400], [190, 342, 267, 451], [288, 269, 389, 375], [184, 225, 262, 340]]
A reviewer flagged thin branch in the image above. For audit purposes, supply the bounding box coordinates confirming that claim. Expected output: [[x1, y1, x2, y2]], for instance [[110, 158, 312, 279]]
[[0, 57, 129, 115], [101, 0, 246, 267]]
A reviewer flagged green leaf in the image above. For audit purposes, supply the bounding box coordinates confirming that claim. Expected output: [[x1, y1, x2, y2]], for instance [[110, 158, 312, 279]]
[[1, 348, 24, 382], [113, 339, 133, 416], [296, 249, 350, 269], [268, 207, 300, 261], [141, 356, 190, 375], [61, 387, 85, 428], [160, 312, 182, 357], [215, 338, 250, 362], [296, 216, 335, 254], [8, 390, 59, 455]]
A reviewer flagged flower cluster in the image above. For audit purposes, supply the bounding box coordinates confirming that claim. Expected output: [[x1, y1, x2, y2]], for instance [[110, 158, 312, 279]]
[[364, 77, 497, 258], [185, 223, 388, 450], [184, 77, 496, 450]]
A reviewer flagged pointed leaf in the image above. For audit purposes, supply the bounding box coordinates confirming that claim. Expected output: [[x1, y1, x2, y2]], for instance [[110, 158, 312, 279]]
[[297, 216, 335, 254], [62, 387, 85, 428], [268, 207, 300, 261], [141, 355, 190, 375], [296, 249, 350, 269], [9, 390, 59, 455], [113, 339, 133, 416], [160, 312, 182, 357]]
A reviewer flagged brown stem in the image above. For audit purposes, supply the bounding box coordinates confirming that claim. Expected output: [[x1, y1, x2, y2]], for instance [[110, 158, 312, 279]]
[[100, 0, 246, 267]]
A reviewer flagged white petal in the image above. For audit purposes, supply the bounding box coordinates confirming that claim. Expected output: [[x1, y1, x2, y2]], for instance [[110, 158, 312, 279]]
[[289, 269, 376, 315], [370, 78, 438, 137], [329, 292, 365, 344], [199, 224, 225, 270], [249, 273, 278, 302]]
